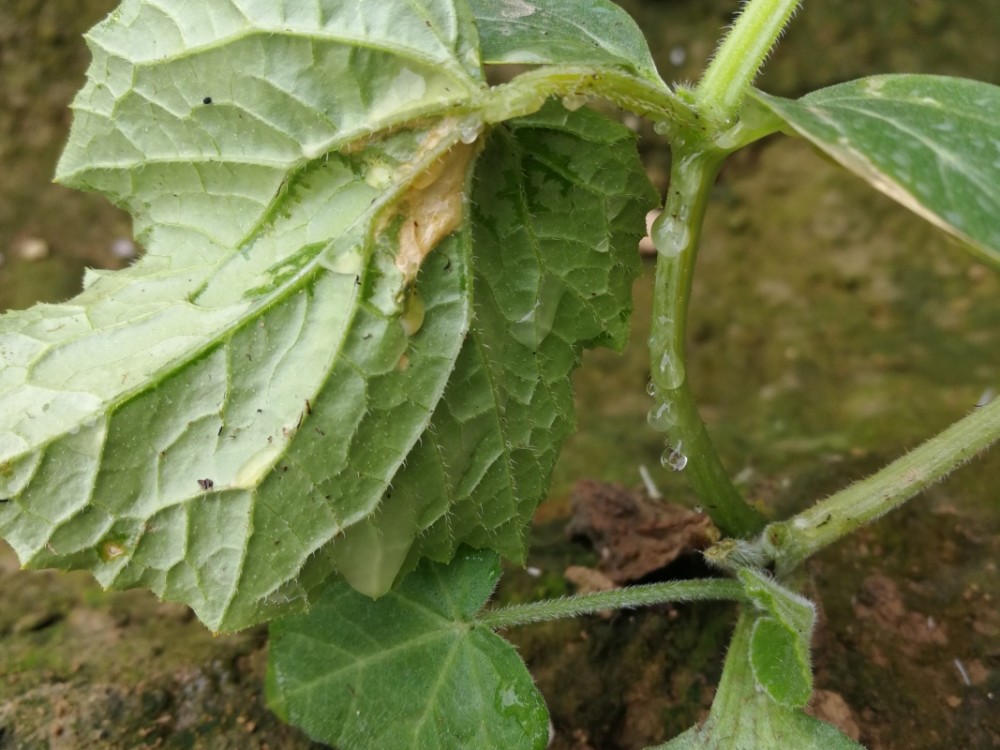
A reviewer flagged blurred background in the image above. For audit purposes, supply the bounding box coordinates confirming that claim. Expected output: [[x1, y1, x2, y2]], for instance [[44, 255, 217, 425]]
[[1, 1, 998, 748]]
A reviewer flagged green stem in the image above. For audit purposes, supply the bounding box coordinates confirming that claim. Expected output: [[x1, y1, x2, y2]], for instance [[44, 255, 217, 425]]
[[475, 579, 746, 630], [480, 65, 699, 135], [765, 394, 1000, 575], [648, 147, 766, 537], [696, 0, 804, 130]]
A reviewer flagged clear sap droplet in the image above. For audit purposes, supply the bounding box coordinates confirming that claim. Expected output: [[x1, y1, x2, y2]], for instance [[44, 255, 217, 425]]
[[646, 380, 658, 398], [646, 402, 672, 431], [659, 352, 671, 374], [458, 116, 482, 144], [656, 352, 686, 390], [561, 94, 588, 112], [653, 216, 690, 256], [661, 446, 688, 472], [399, 287, 425, 336], [509, 280, 562, 349]]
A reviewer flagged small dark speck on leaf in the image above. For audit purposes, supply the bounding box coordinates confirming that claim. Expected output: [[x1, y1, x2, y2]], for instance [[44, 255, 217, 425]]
[[217, 425, 224, 436], [197, 478, 214, 490], [202, 96, 213, 105], [0, 497, 10, 503]]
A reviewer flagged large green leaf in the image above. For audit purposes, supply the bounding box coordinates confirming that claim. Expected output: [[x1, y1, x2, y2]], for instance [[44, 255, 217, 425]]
[[326, 101, 658, 596], [266, 547, 549, 750], [469, 0, 663, 85], [753, 76, 1000, 267], [0, 2, 655, 631]]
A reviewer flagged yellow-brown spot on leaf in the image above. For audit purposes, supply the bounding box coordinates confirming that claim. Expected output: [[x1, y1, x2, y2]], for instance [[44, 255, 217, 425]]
[[394, 141, 478, 284], [99, 540, 128, 562]]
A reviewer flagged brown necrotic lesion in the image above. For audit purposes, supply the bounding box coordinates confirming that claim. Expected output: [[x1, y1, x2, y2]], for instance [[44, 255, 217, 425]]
[[393, 140, 478, 285]]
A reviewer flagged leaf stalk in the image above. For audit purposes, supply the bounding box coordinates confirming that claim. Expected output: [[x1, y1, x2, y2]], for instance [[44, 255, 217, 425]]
[[476, 578, 746, 629]]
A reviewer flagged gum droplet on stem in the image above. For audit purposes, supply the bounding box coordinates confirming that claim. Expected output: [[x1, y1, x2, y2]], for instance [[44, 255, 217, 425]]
[[661, 444, 688, 472]]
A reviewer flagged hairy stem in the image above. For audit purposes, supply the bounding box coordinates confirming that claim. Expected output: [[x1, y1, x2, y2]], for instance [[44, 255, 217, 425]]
[[475, 579, 746, 629], [765, 394, 1000, 575], [480, 64, 699, 135], [696, 0, 804, 130], [648, 147, 766, 537]]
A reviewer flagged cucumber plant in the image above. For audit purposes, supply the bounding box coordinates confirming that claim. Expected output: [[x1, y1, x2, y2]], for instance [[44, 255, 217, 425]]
[[2, 0, 998, 747]]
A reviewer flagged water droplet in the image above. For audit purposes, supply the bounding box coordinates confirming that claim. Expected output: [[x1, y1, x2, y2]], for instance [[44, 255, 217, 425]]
[[693, 505, 703, 514], [661, 444, 688, 472], [646, 380, 658, 398]]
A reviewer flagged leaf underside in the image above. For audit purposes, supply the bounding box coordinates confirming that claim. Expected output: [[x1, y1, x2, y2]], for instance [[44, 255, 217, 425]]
[[266, 547, 549, 750], [0, 0, 657, 632], [753, 75, 1000, 268]]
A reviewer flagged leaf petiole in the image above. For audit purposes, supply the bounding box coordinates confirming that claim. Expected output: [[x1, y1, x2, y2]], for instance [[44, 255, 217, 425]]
[[476, 578, 747, 630]]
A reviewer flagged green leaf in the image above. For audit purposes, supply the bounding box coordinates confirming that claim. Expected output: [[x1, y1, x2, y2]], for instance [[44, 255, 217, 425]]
[[753, 75, 1000, 267], [469, 0, 662, 83], [1, 121, 479, 632], [0, 0, 487, 633], [266, 547, 550, 750], [329, 101, 658, 595], [738, 568, 815, 708], [0, 2, 656, 632], [653, 611, 865, 750]]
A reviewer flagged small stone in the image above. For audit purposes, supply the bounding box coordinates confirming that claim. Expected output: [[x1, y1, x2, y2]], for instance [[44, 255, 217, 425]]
[[14, 237, 49, 261], [110, 237, 138, 260]]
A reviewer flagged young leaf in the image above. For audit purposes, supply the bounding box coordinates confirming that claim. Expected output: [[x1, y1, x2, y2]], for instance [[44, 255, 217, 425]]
[[654, 611, 864, 750], [738, 568, 815, 708], [752, 76, 1000, 267], [326, 101, 659, 596], [469, 0, 663, 84], [266, 547, 550, 750]]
